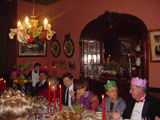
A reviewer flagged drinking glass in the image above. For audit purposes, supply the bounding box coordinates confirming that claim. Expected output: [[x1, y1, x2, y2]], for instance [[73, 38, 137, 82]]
[[106, 111, 113, 120], [35, 113, 42, 120]]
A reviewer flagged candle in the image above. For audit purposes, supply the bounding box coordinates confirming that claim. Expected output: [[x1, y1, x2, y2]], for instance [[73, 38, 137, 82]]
[[102, 95, 105, 120], [48, 82, 51, 106], [128, 54, 132, 76], [0, 78, 2, 91], [53, 86, 56, 110], [44, 18, 48, 30], [4, 80, 6, 91], [59, 85, 62, 111], [108, 54, 111, 61], [1, 78, 4, 91], [107, 57, 109, 64]]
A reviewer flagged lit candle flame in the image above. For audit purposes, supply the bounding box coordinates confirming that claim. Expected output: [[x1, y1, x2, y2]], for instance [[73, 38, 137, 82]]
[[102, 94, 104, 98], [17, 20, 21, 27], [44, 18, 48, 25], [128, 54, 130, 57], [59, 85, 61, 88], [25, 16, 29, 24], [28, 24, 31, 28]]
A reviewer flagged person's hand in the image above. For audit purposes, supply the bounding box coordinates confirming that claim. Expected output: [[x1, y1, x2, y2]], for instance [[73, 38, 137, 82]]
[[155, 116, 160, 120], [70, 90, 75, 98], [112, 110, 121, 120]]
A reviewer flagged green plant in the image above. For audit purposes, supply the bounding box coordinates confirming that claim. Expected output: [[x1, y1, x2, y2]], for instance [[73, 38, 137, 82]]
[[10, 62, 31, 84], [72, 103, 82, 114], [103, 60, 120, 71]]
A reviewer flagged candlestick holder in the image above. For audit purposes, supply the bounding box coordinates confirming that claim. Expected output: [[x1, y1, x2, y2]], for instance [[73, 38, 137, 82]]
[[47, 106, 51, 113], [50, 107, 57, 113]]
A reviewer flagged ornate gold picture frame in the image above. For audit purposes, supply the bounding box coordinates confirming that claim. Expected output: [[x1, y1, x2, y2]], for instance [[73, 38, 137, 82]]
[[63, 34, 74, 58], [51, 40, 60, 57]]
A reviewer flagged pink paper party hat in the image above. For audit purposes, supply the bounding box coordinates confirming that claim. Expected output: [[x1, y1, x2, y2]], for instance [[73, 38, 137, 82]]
[[131, 77, 147, 88]]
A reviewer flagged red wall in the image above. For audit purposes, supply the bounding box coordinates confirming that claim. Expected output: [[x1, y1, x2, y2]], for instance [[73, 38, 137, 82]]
[[17, 0, 160, 87]]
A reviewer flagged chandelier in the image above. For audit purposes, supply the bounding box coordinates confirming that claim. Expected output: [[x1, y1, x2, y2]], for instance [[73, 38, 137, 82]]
[[9, 0, 55, 44]]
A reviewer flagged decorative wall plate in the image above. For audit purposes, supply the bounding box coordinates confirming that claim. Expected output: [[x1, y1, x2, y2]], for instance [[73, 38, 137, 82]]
[[63, 34, 74, 58], [51, 40, 60, 57]]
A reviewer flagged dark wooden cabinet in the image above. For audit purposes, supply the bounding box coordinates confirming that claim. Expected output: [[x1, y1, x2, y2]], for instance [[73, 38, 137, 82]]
[[80, 40, 101, 79]]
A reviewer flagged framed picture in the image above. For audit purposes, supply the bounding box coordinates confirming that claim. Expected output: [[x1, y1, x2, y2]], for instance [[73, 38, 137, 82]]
[[19, 41, 46, 56], [51, 40, 60, 57], [52, 61, 58, 68], [149, 30, 160, 61], [120, 41, 133, 55], [63, 34, 74, 58], [68, 61, 76, 70], [59, 61, 66, 69]]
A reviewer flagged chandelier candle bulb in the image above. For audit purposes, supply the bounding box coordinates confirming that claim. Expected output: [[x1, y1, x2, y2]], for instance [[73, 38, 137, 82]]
[[25, 16, 29, 24], [17, 21, 21, 27], [44, 18, 48, 30]]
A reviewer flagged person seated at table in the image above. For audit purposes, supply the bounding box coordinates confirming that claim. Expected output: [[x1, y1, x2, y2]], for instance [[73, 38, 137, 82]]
[[48, 77, 60, 99], [62, 72, 76, 107], [48, 109, 82, 120], [112, 77, 160, 120], [97, 80, 126, 115], [34, 68, 49, 99], [0, 89, 37, 120], [70, 79, 99, 112]]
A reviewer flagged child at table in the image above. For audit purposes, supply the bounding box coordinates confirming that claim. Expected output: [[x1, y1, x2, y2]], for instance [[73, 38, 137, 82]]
[[97, 80, 126, 115]]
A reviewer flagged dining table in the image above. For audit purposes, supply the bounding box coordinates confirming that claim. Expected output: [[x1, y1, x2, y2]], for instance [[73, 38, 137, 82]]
[[30, 97, 108, 120]]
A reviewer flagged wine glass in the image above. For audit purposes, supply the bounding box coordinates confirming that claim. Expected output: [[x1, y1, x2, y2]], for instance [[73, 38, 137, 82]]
[[106, 111, 113, 120], [35, 113, 42, 120]]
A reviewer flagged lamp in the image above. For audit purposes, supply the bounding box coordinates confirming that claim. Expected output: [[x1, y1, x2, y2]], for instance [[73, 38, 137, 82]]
[[9, 0, 55, 44]]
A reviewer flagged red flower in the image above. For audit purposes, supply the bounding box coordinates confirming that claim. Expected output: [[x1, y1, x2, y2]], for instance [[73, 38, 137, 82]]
[[41, 34, 46, 42], [28, 35, 33, 43]]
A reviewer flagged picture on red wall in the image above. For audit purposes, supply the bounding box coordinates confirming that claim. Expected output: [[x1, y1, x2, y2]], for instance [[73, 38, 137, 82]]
[[149, 30, 160, 61], [68, 61, 76, 70], [18, 40, 46, 57], [120, 41, 133, 56], [59, 61, 66, 69]]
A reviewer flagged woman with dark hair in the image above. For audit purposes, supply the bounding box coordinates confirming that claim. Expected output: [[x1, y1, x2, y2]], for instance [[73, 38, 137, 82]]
[[71, 79, 99, 112]]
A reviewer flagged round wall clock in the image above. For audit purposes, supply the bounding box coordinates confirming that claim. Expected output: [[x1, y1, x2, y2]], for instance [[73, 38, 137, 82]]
[[63, 34, 74, 58], [51, 40, 60, 57]]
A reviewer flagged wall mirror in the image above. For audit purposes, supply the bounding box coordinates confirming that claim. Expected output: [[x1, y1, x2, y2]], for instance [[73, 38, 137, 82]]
[[79, 11, 148, 80]]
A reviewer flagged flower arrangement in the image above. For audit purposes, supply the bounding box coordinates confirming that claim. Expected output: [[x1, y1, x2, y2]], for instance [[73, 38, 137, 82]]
[[10, 62, 31, 84], [100, 60, 129, 76]]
